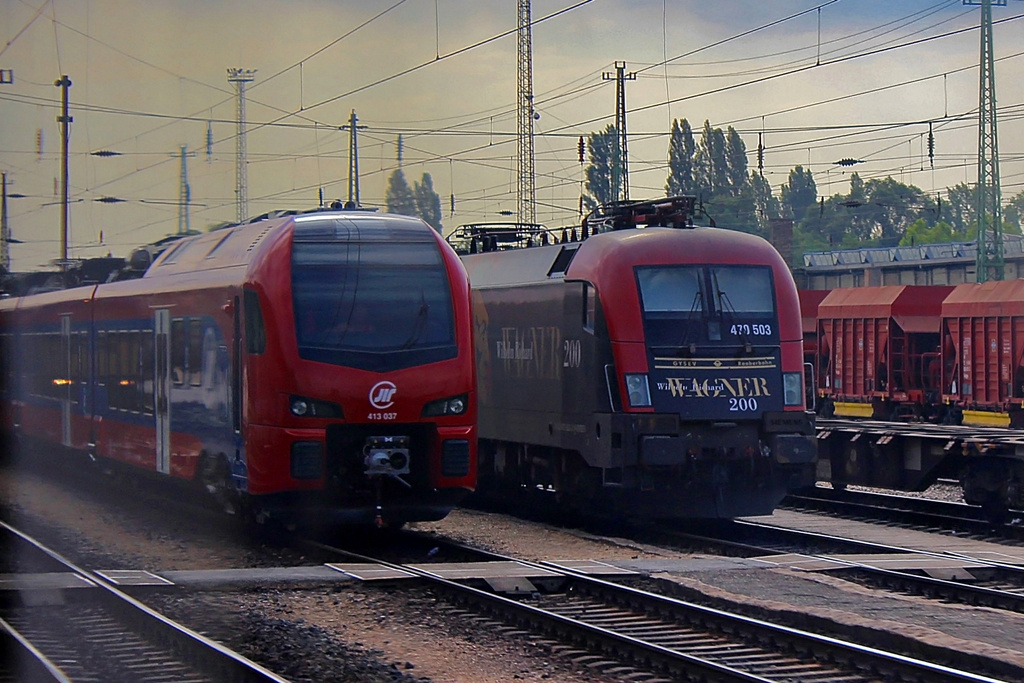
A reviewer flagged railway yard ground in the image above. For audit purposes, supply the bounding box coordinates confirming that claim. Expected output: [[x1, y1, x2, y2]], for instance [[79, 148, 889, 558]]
[[4, 459, 1024, 682]]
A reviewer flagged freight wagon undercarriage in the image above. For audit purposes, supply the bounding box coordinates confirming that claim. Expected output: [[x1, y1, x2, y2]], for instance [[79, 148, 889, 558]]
[[816, 417, 1024, 518]]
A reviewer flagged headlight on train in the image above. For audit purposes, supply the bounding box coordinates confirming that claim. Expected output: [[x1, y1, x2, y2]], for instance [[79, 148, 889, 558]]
[[289, 395, 343, 418], [422, 394, 469, 417], [625, 373, 652, 407], [783, 372, 803, 406]]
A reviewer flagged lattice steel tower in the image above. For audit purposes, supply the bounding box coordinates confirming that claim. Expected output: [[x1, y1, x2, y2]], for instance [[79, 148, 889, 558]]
[[516, 0, 536, 225], [967, 0, 1005, 282], [227, 68, 256, 224]]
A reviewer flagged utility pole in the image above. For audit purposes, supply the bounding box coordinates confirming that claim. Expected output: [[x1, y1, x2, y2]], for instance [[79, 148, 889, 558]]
[[602, 62, 635, 202], [177, 146, 194, 235], [966, 0, 1005, 282], [55, 74, 72, 270], [340, 110, 367, 206], [227, 68, 256, 224], [516, 0, 536, 225]]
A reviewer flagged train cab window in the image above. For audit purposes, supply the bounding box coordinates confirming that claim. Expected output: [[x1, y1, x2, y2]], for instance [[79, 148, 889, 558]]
[[188, 318, 203, 386], [171, 319, 185, 385], [292, 233, 457, 372], [708, 266, 775, 315], [243, 289, 266, 354], [637, 266, 704, 314]]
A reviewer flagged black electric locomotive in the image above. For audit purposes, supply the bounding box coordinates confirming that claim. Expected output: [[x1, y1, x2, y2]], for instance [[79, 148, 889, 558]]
[[448, 196, 816, 519]]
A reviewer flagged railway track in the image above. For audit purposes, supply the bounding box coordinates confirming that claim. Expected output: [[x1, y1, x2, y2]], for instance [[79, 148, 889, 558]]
[[0, 521, 288, 683], [657, 514, 1024, 617], [785, 486, 1024, 543], [301, 534, 1014, 683]]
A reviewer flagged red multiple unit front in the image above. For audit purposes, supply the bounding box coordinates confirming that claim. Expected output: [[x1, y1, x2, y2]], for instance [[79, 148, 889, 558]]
[[0, 209, 477, 528]]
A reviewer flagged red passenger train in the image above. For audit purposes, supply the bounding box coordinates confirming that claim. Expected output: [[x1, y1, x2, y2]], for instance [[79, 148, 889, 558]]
[[0, 206, 477, 528], [448, 196, 817, 519]]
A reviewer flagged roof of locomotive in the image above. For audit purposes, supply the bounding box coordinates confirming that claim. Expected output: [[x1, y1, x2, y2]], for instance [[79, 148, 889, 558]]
[[943, 279, 1024, 318], [817, 285, 953, 333], [460, 225, 789, 289], [145, 209, 440, 277]]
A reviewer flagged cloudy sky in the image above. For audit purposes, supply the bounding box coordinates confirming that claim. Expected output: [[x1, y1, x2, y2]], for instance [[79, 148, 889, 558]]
[[1, 0, 1022, 271]]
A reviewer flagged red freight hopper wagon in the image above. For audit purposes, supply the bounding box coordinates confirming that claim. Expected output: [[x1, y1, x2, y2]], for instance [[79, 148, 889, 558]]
[[817, 285, 952, 420], [798, 289, 829, 380], [941, 279, 1024, 427]]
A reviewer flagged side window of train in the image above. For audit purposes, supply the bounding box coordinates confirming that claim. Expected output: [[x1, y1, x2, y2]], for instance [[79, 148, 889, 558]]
[[108, 332, 119, 407], [583, 282, 597, 335], [188, 318, 203, 386], [171, 319, 185, 385], [97, 331, 107, 394], [243, 289, 266, 355], [119, 333, 133, 411], [141, 330, 154, 415]]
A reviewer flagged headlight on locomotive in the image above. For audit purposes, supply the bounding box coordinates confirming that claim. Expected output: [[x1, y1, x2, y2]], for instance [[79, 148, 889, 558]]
[[783, 372, 803, 407], [625, 373, 652, 407], [290, 395, 343, 418], [422, 394, 469, 417]]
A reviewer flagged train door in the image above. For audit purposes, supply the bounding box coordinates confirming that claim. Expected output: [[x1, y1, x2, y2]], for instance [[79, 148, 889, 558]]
[[154, 309, 171, 475], [60, 314, 72, 447]]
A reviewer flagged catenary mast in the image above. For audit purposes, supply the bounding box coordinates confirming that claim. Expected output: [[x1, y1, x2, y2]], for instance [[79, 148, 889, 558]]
[[967, 0, 1005, 282], [227, 68, 256, 224], [516, 0, 536, 225]]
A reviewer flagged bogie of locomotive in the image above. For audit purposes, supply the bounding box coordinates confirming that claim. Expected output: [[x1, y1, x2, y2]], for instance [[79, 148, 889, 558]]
[[0, 207, 477, 529], [451, 197, 817, 520]]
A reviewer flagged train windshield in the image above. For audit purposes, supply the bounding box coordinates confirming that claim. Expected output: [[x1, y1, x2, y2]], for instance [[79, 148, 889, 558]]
[[637, 265, 776, 348], [292, 237, 457, 372]]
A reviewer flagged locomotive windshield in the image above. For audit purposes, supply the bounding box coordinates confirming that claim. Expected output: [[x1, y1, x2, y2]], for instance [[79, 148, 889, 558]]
[[637, 264, 777, 348], [292, 234, 457, 372]]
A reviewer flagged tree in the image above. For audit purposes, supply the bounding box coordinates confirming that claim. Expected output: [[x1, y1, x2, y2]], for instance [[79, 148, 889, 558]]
[[749, 172, 781, 236], [900, 219, 960, 246], [583, 125, 620, 210], [694, 120, 727, 198], [665, 118, 696, 196], [413, 173, 443, 233], [780, 166, 817, 222], [1005, 189, 1024, 235], [944, 182, 975, 236], [385, 169, 417, 217], [724, 127, 748, 196]]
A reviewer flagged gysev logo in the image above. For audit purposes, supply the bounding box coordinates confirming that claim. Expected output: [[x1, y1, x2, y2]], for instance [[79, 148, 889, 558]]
[[369, 381, 397, 409]]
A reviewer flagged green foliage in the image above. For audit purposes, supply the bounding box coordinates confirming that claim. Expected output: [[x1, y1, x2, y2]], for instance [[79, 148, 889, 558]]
[[583, 125, 620, 210], [899, 219, 961, 246], [780, 166, 816, 221], [386, 169, 417, 216], [385, 169, 443, 233], [413, 173, 443, 233], [665, 118, 696, 196]]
